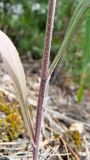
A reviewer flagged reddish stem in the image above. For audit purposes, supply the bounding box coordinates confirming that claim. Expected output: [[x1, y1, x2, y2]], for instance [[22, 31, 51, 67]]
[[33, 0, 56, 160]]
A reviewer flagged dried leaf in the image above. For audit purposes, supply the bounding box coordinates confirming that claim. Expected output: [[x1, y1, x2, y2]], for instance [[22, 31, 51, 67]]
[[0, 30, 34, 144]]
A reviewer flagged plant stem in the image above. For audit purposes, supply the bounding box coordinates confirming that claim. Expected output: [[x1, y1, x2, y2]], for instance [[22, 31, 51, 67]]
[[33, 0, 56, 159]]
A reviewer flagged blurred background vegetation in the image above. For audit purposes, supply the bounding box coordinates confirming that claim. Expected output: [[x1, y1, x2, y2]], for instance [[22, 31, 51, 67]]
[[0, 0, 90, 88]]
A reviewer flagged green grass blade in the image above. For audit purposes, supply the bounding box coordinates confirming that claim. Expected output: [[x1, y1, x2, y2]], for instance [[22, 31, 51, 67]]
[[77, 9, 90, 102], [82, 9, 90, 70], [49, 0, 90, 76]]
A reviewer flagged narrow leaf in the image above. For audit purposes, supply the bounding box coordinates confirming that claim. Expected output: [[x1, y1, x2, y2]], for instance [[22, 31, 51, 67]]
[[0, 30, 34, 144], [49, 0, 90, 76], [77, 9, 90, 102], [82, 9, 90, 69]]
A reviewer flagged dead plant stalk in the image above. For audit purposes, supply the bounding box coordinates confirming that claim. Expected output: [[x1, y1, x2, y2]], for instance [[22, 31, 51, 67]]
[[33, 0, 56, 159]]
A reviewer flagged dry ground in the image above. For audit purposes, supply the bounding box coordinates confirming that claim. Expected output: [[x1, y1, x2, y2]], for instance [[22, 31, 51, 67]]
[[0, 55, 90, 160]]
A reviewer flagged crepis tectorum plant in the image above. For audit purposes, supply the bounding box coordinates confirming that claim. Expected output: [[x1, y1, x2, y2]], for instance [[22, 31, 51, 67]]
[[0, 0, 90, 160]]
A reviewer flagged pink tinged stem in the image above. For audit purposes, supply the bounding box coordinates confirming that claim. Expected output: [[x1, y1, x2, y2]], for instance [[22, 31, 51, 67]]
[[33, 0, 57, 160]]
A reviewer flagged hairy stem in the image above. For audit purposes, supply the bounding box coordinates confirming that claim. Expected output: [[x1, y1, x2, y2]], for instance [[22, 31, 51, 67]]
[[33, 0, 56, 159]]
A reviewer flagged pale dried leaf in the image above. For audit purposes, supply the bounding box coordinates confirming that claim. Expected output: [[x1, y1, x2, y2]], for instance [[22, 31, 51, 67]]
[[0, 30, 34, 144], [0, 30, 26, 102]]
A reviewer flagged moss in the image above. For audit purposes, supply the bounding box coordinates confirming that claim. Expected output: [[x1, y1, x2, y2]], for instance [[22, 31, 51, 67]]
[[54, 132, 59, 139], [61, 130, 84, 160], [70, 131, 82, 148], [0, 91, 23, 142], [0, 103, 14, 115], [62, 130, 82, 150]]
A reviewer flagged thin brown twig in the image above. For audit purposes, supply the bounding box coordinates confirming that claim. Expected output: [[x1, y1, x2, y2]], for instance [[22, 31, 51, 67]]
[[67, 144, 80, 160], [59, 136, 70, 160], [59, 136, 80, 160]]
